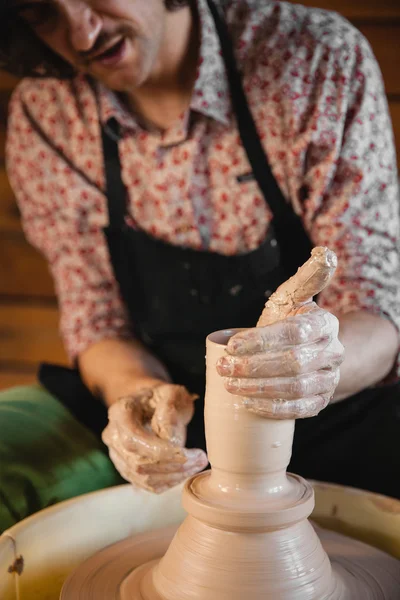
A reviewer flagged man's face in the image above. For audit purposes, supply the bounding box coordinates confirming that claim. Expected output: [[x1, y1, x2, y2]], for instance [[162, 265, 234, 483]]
[[13, 0, 168, 91]]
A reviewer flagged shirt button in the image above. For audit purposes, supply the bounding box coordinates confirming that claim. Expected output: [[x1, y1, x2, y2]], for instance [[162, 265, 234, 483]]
[[183, 262, 191, 270], [270, 238, 278, 247], [265, 289, 272, 298], [190, 289, 198, 297]]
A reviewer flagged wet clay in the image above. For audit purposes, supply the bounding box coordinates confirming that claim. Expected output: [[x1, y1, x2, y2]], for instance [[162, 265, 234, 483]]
[[61, 523, 400, 599], [257, 246, 338, 327], [61, 248, 400, 599]]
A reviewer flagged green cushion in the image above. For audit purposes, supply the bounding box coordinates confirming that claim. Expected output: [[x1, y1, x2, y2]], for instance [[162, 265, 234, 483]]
[[0, 385, 123, 533]]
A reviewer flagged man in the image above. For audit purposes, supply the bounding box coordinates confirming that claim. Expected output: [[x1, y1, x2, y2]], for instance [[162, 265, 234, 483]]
[[0, 0, 399, 531]]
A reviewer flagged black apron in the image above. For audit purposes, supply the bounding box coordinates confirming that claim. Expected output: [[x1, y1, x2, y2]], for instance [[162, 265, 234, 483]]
[[39, 0, 400, 499]]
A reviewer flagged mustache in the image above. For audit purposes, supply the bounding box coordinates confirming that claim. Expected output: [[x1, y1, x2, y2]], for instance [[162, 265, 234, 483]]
[[78, 25, 133, 62]]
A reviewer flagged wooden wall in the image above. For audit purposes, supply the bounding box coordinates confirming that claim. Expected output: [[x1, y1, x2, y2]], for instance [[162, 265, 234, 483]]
[[0, 70, 69, 389], [0, 0, 399, 389]]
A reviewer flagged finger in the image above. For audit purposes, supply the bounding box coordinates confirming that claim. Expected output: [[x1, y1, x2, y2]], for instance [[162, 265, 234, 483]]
[[224, 368, 340, 399], [103, 422, 157, 469], [102, 422, 116, 448], [227, 310, 339, 355], [117, 421, 187, 463], [217, 338, 344, 378], [287, 302, 319, 316], [142, 463, 207, 492], [244, 392, 332, 419], [108, 398, 187, 463], [257, 247, 337, 327], [108, 447, 178, 493], [109, 446, 206, 494], [137, 448, 208, 475], [104, 423, 208, 476], [150, 384, 197, 447], [108, 447, 140, 485]]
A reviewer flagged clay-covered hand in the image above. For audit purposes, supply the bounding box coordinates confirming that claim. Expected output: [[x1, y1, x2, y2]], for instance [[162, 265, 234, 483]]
[[102, 383, 208, 493], [217, 247, 344, 419], [216, 303, 344, 419]]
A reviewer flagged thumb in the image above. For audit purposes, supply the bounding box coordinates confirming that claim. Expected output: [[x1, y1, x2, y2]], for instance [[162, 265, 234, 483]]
[[150, 384, 198, 447], [285, 300, 320, 318], [257, 246, 337, 327]]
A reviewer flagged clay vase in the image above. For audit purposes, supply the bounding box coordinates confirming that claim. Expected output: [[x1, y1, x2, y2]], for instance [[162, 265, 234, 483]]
[[121, 329, 340, 599]]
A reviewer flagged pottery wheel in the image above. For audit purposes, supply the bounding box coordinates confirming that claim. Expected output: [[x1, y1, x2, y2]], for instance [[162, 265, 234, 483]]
[[62, 254, 400, 600], [61, 522, 400, 599]]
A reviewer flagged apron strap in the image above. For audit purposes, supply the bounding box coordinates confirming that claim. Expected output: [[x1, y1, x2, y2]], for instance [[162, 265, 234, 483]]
[[101, 119, 127, 229], [206, 0, 290, 223], [206, 0, 312, 271]]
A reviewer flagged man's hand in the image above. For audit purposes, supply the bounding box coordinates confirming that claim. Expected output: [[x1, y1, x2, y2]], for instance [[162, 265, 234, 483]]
[[102, 383, 208, 493], [217, 247, 344, 419], [217, 303, 344, 419]]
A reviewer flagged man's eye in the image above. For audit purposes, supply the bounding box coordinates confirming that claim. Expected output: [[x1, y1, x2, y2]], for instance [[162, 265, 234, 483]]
[[16, 2, 55, 27]]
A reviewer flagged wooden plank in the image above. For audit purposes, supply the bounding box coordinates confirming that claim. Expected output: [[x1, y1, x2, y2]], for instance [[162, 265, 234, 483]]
[[0, 371, 37, 390], [389, 101, 400, 166], [0, 91, 11, 166], [358, 25, 400, 97], [0, 1, 396, 33], [0, 303, 67, 365], [0, 235, 56, 297], [290, 0, 400, 20], [0, 126, 5, 165], [0, 169, 21, 232], [0, 71, 19, 91], [0, 90, 9, 117]]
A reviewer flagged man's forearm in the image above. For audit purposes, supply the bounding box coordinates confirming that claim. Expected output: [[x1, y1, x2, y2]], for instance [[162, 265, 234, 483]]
[[79, 337, 171, 407], [332, 311, 399, 402]]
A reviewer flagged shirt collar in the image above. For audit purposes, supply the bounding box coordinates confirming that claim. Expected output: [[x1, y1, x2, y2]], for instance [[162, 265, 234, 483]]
[[96, 0, 230, 132], [191, 0, 230, 125], [95, 80, 137, 132]]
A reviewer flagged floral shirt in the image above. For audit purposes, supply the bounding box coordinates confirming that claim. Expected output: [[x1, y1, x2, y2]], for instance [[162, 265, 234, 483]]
[[6, 0, 400, 372]]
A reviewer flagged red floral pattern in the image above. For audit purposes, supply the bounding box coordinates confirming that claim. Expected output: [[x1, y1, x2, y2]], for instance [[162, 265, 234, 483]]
[[6, 0, 400, 372]]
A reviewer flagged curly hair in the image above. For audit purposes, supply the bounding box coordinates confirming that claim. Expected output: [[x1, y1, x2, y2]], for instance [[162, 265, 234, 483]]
[[0, 0, 192, 79]]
